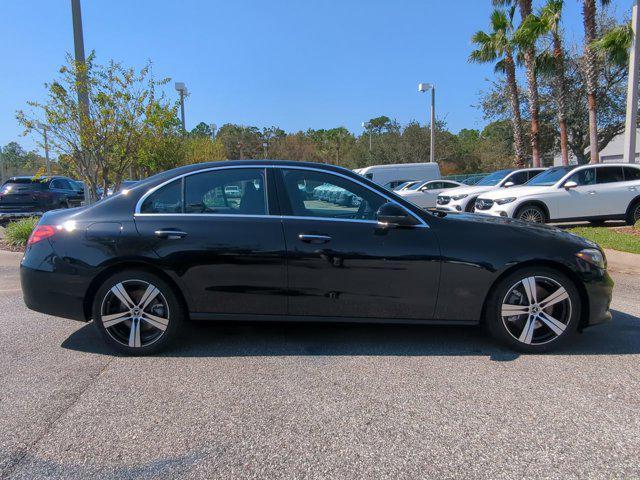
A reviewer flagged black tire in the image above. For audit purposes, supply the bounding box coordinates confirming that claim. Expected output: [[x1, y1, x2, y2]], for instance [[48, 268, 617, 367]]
[[92, 270, 183, 355], [515, 204, 547, 224], [626, 199, 640, 226], [485, 267, 581, 353], [60, 200, 70, 209], [465, 197, 477, 212]]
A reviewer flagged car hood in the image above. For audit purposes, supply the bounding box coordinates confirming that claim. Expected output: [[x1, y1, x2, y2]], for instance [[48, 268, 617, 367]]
[[478, 185, 551, 200], [437, 185, 496, 197], [437, 211, 598, 249]]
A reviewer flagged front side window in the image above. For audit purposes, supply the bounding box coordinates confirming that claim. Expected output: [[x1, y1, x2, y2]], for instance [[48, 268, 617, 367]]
[[281, 169, 386, 221], [566, 168, 596, 186], [140, 180, 183, 213], [506, 171, 528, 186], [185, 168, 266, 215], [476, 170, 513, 186]]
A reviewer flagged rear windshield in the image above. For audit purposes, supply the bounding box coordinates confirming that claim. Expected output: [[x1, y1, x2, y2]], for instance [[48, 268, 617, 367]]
[[1, 179, 48, 193]]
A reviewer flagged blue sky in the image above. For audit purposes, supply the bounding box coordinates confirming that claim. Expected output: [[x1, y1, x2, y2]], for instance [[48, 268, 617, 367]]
[[0, 0, 628, 153]]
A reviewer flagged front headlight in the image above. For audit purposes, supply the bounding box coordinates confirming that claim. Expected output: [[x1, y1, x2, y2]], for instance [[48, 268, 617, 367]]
[[495, 197, 516, 205], [451, 194, 468, 201], [576, 248, 606, 269]]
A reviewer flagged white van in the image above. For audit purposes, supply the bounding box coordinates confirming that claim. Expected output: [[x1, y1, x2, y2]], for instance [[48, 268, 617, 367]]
[[354, 163, 441, 189]]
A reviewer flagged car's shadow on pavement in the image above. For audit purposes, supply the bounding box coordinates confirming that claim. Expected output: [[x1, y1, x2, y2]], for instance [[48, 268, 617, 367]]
[[61, 309, 640, 361]]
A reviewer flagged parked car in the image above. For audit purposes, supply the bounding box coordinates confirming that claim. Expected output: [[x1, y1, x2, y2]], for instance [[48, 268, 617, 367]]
[[355, 162, 441, 187], [474, 163, 640, 224], [396, 180, 464, 209], [0, 176, 84, 220], [21, 160, 612, 355], [393, 180, 421, 191], [383, 179, 414, 190], [436, 168, 546, 213]]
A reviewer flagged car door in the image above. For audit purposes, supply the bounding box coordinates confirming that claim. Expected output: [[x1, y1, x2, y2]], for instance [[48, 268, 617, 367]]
[[594, 166, 626, 216], [415, 181, 445, 208], [275, 167, 440, 320], [134, 166, 287, 316], [556, 167, 598, 219]]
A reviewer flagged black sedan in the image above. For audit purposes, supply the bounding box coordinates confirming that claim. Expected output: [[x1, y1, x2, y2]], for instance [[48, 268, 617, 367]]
[[0, 176, 84, 220], [20, 160, 613, 355]]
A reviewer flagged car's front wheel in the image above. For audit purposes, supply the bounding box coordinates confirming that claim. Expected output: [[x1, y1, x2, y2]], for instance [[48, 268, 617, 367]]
[[92, 270, 183, 355], [626, 199, 640, 226], [485, 267, 580, 352], [515, 204, 547, 223]]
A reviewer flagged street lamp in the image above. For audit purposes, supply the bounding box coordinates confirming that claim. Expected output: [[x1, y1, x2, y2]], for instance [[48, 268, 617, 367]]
[[362, 121, 372, 152], [263, 142, 268, 159], [209, 123, 217, 139], [624, 2, 640, 163], [36, 122, 51, 176], [175, 82, 188, 132], [418, 83, 436, 163]]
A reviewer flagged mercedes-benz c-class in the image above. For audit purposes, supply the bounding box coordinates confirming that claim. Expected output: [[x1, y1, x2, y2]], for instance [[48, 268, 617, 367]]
[[20, 160, 613, 355]]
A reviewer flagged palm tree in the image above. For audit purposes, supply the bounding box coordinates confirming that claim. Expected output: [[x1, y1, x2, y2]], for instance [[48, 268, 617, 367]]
[[470, 8, 526, 167], [582, 0, 611, 163], [517, 1, 570, 165], [495, 0, 542, 167]]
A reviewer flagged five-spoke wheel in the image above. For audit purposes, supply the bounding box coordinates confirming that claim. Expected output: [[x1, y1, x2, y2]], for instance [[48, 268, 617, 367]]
[[93, 271, 182, 355], [486, 267, 580, 352]]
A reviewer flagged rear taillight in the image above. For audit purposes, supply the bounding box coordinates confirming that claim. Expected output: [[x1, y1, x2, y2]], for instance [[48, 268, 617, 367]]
[[27, 225, 56, 246]]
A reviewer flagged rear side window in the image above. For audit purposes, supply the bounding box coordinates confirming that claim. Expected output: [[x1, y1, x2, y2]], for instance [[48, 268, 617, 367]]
[[596, 167, 624, 184], [140, 180, 183, 213], [184, 168, 266, 215], [623, 166, 640, 181]]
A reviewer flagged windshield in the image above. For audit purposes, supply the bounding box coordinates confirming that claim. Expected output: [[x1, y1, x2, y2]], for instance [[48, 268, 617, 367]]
[[475, 170, 512, 186], [527, 166, 576, 186]]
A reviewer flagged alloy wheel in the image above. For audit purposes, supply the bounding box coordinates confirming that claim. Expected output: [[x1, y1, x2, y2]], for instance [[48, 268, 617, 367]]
[[501, 276, 572, 346], [519, 208, 544, 223], [100, 279, 170, 348], [634, 203, 640, 223]]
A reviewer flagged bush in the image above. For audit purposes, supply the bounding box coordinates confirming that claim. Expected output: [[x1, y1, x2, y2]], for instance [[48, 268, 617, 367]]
[[3, 217, 40, 247]]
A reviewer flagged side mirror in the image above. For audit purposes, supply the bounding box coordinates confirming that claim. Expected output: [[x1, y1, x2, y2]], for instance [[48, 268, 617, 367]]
[[564, 181, 578, 190], [503, 181, 515, 188], [376, 202, 418, 228]]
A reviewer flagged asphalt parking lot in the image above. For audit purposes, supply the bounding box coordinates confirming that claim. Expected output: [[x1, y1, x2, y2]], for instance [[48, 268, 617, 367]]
[[0, 250, 639, 479]]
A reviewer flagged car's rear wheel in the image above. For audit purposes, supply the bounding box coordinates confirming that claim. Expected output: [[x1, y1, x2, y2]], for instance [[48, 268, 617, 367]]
[[626, 199, 640, 226], [485, 267, 580, 352], [92, 270, 183, 355], [515, 204, 547, 224]]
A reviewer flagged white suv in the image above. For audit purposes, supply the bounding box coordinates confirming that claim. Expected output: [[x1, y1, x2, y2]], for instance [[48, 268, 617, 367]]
[[474, 163, 640, 224], [436, 168, 546, 213]]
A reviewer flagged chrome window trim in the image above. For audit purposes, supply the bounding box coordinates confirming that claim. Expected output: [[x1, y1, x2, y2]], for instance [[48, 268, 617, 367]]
[[134, 164, 428, 228]]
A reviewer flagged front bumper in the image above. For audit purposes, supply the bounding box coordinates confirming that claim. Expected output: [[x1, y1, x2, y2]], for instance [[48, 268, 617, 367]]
[[582, 269, 614, 328], [436, 204, 462, 213]]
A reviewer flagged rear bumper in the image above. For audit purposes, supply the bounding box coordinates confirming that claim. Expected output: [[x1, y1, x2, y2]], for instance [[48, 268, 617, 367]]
[[20, 264, 88, 322]]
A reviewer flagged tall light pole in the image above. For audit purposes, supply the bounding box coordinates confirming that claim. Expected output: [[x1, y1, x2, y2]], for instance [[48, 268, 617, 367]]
[[71, 0, 92, 202], [38, 123, 51, 176], [418, 83, 436, 163], [175, 82, 188, 132], [209, 123, 217, 139], [361, 122, 372, 152], [624, 2, 640, 164]]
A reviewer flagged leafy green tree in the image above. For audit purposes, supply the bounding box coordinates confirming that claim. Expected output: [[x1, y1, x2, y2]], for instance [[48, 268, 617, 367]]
[[17, 55, 173, 197], [190, 122, 214, 138], [470, 8, 527, 167]]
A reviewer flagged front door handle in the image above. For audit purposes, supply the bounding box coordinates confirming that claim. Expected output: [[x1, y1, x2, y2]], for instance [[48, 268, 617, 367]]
[[155, 229, 188, 239], [299, 234, 332, 244], [587, 190, 597, 195], [629, 186, 638, 191]]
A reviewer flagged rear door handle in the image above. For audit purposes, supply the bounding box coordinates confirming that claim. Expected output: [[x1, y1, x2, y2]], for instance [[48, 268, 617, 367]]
[[587, 190, 597, 195], [299, 234, 331, 244], [629, 186, 638, 191], [155, 229, 188, 239]]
